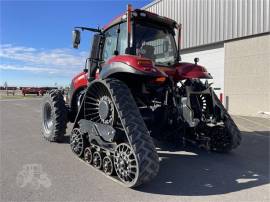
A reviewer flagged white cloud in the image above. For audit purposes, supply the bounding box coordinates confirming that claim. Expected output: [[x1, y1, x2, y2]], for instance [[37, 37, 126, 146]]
[[0, 44, 88, 75], [0, 64, 59, 74]]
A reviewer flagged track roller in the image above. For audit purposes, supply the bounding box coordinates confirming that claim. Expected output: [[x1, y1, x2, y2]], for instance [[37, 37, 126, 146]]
[[84, 147, 93, 164], [92, 151, 102, 169], [103, 156, 114, 176]]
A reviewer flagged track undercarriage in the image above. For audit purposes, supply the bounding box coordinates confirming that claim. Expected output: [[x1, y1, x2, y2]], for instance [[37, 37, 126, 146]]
[[70, 79, 159, 187], [69, 78, 241, 187]]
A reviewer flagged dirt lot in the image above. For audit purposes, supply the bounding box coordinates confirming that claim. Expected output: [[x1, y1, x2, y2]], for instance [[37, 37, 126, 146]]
[[0, 99, 269, 202]]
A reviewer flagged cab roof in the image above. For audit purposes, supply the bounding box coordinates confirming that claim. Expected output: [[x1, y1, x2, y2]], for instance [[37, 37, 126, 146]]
[[102, 9, 178, 31]]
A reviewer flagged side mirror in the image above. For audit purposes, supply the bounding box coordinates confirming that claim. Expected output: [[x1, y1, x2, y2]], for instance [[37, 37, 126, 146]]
[[72, 30, 81, 48]]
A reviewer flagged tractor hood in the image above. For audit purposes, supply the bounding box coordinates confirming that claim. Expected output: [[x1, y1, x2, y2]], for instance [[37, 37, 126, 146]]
[[158, 62, 212, 81]]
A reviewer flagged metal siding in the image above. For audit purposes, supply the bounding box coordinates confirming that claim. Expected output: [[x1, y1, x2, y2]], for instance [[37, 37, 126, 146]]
[[264, 0, 270, 31], [244, 0, 248, 36], [186, 0, 190, 47], [253, 0, 258, 34], [190, 0, 193, 47], [248, 0, 252, 35], [212, 0, 216, 42], [193, 0, 198, 46], [203, 0, 208, 44], [258, 0, 263, 33], [238, 0, 242, 37], [220, 0, 224, 40], [208, 0, 212, 43], [143, 0, 270, 49], [196, 0, 201, 45], [200, 0, 204, 45], [233, 0, 238, 38]]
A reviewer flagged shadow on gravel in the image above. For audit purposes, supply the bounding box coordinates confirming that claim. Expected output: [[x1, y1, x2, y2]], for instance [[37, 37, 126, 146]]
[[57, 125, 73, 144], [59, 136, 70, 144], [137, 131, 270, 196]]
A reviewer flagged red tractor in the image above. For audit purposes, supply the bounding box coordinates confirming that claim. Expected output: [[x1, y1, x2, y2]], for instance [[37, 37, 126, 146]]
[[41, 5, 241, 187]]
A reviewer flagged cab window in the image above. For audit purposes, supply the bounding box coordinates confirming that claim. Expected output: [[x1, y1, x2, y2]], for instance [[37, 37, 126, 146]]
[[117, 22, 127, 55], [102, 26, 118, 61]]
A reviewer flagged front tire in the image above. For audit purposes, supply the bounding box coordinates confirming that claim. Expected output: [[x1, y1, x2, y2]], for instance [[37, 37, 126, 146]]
[[41, 90, 67, 142]]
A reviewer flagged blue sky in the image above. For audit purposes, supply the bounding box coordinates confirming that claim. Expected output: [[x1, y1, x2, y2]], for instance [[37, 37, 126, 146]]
[[0, 0, 152, 87]]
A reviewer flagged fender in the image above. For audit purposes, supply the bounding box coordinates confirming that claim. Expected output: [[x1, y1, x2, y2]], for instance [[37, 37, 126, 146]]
[[100, 55, 166, 79], [68, 72, 87, 107], [72, 71, 88, 90], [176, 62, 212, 80], [158, 62, 212, 81]]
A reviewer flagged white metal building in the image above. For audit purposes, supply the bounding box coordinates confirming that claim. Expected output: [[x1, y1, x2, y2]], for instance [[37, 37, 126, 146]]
[[143, 0, 270, 116]]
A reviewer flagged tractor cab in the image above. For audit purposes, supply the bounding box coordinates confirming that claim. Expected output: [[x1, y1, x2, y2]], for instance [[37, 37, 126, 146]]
[[72, 5, 211, 84], [72, 5, 180, 80], [101, 8, 179, 65], [131, 13, 178, 67]]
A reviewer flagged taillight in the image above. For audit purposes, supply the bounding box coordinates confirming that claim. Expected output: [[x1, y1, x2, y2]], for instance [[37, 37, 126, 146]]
[[137, 59, 153, 71], [150, 76, 167, 84]]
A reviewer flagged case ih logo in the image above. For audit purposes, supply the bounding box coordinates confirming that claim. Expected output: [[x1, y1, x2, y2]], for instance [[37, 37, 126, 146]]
[[16, 164, 51, 189]]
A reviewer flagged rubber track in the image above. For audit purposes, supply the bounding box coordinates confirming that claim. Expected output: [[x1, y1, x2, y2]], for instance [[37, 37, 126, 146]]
[[214, 93, 241, 151], [42, 90, 67, 142], [104, 79, 160, 187]]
